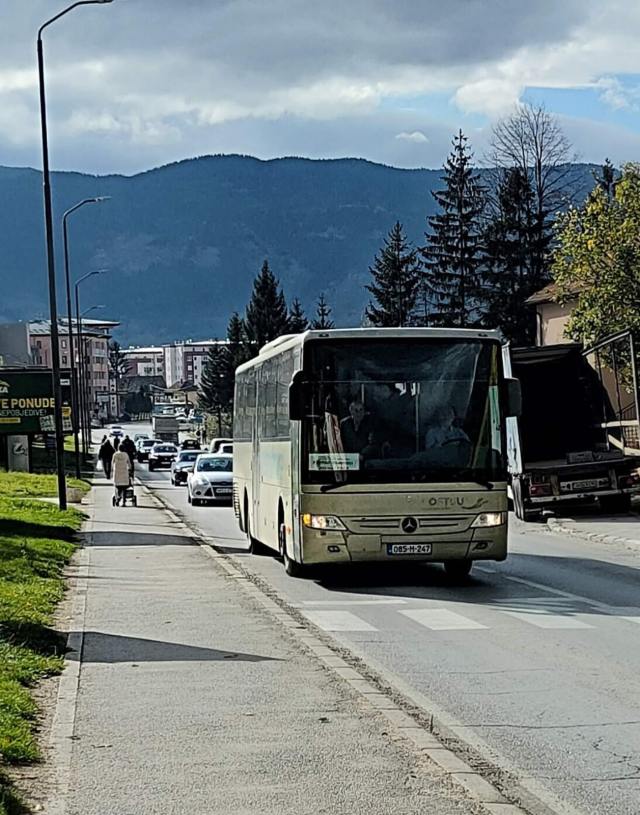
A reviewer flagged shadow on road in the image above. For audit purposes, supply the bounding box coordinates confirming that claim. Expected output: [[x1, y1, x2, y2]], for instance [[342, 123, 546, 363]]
[[88, 531, 193, 547], [69, 631, 279, 663], [303, 552, 640, 617]]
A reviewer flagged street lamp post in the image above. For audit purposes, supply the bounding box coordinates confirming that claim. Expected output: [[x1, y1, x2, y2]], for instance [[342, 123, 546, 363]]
[[37, 0, 115, 510], [75, 271, 105, 456], [63, 197, 110, 478]]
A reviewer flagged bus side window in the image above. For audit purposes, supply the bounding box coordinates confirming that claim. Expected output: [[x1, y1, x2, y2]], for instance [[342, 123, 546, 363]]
[[277, 351, 294, 437]]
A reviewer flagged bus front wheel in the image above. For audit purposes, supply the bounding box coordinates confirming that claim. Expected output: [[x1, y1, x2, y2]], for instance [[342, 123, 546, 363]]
[[443, 559, 473, 582], [279, 522, 305, 578]]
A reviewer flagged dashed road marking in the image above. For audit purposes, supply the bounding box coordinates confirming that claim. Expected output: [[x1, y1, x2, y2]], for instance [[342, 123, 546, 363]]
[[302, 610, 378, 631], [400, 608, 488, 631], [502, 611, 594, 629]]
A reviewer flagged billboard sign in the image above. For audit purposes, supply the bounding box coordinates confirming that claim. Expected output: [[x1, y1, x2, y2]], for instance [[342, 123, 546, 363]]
[[0, 370, 71, 435]]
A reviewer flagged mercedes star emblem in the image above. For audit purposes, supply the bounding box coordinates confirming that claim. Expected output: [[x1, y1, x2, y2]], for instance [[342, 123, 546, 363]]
[[401, 516, 418, 534]]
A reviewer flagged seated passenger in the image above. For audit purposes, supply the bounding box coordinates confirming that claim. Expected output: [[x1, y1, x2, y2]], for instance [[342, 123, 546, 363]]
[[425, 406, 469, 449], [340, 400, 374, 453]]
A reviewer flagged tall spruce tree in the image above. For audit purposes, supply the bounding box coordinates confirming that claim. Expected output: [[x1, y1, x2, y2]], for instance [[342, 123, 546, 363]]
[[422, 130, 486, 327], [244, 260, 289, 351], [480, 167, 538, 344], [310, 294, 334, 329], [366, 221, 422, 326], [199, 313, 253, 423], [288, 298, 309, 332], [199, 342, 233, 416]]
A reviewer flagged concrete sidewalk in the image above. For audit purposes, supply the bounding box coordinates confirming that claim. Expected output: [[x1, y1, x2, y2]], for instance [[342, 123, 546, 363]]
[[49, 478, 484, 815]]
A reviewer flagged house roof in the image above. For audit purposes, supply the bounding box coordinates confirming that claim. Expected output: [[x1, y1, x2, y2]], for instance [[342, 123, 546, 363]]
[[525, 281, 582, 306]]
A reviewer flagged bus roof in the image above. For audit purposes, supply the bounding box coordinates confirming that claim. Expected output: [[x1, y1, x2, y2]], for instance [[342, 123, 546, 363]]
[[236, 327, 503, 374]]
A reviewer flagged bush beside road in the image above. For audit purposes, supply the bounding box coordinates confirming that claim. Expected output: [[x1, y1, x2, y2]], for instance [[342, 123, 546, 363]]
[[0, 473, 84, 815]]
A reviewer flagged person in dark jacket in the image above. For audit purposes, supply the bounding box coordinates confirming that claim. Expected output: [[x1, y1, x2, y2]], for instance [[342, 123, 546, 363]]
[[98, 436, 115, 479], [119, 435, 137, 467]]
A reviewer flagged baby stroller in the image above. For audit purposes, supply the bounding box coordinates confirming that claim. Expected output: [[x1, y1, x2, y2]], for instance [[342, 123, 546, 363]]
[[112, 477, 137, 507]]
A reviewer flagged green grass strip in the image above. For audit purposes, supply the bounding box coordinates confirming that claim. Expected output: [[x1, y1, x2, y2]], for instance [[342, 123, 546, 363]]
[[0, 480, 84, 810], [0, 472, 90, 500]]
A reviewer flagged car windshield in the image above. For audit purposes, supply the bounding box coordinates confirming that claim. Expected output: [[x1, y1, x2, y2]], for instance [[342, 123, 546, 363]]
[[301, 339, 505, 485], [156, 445, 176, 453], [142, 440, 156, 448], [196, 457, 233, 472], [179, 452, 198, 461]]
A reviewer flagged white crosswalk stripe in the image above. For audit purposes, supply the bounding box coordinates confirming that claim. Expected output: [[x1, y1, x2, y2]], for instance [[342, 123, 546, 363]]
[[302, 610, 378, 632], [400, 608, 488, 631], [502, 611, 594, 629]]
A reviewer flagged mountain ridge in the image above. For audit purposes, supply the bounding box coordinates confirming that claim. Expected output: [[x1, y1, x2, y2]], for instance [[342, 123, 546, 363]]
[[0, 155, 596, 344]]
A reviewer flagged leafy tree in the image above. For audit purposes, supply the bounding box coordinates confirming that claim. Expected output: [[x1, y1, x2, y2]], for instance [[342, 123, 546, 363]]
[[490, 104, 574, 292], [422, 131, 486, 327], [244, 260, 289, 351], [288, 298, 309, 333], [366, 221, 422, 327], [480, 167, 538, 344], [552, 163, 640, 345], [310, 294, 335, 329]]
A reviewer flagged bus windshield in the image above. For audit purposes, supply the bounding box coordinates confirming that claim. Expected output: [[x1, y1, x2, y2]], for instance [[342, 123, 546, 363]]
[[301, 339, 504, 485]]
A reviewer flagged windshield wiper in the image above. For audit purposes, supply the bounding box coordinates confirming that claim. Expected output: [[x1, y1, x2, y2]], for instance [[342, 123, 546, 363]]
[[320, 481, 349, 493]]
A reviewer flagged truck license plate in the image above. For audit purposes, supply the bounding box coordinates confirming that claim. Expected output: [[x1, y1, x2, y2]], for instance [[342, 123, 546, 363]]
[[561, 478, 607, 492], [387, 543, 432, 556]]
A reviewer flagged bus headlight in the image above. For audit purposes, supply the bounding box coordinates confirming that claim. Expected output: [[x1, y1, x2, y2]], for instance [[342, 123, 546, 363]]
[[471, 512, 506, 528], [302, 513, 346, 531]]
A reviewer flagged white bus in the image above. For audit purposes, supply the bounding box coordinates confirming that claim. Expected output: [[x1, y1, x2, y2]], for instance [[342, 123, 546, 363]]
[[233, 328, 521, 578]]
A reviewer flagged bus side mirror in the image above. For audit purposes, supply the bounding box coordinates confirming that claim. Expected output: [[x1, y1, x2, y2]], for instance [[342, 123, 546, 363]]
[[505, 378, 522, 417], [289, 372, 307, 421]]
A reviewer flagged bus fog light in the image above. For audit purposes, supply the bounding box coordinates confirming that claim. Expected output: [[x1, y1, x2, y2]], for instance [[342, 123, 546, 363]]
[[471, 512, 505, 528], [302, 513, 346, 531], [328, 545, 341, 553]]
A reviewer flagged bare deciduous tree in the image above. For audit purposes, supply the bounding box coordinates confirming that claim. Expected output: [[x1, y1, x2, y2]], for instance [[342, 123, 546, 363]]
[[489, 104, 575, 289]]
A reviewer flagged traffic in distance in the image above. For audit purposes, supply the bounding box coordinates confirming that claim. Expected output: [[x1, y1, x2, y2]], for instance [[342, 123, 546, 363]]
[[105, 326, 640, 581]]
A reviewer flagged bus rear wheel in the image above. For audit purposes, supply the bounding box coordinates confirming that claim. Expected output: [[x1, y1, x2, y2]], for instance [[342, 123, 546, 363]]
[[443, 559, 473, 582]]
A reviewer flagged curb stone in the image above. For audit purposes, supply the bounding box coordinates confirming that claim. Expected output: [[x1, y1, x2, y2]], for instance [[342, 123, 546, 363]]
[[136, 478, 576, 815], [547, 516, 640, 552]]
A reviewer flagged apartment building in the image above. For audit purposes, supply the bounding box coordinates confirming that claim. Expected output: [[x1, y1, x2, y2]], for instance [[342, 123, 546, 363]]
[[28, 319, 119, 419], [122, 346, 165, 378]]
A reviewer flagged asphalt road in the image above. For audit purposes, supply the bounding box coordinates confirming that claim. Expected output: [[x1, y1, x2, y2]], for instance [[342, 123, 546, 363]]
[[120, 424, 640, 815]]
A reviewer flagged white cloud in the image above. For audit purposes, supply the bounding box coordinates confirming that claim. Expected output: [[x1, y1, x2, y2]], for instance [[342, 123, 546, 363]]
[[395, 131, 429, 144], [1, 0, 639, 171]]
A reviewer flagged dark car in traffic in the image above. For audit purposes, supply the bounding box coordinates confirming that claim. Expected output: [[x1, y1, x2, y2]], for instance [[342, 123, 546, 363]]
[[148, 443, 179, 471], [171, 450, 200, 485]]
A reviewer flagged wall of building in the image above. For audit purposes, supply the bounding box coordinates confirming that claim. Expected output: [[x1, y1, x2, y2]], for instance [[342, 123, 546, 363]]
[[536, 301, 575, 346]]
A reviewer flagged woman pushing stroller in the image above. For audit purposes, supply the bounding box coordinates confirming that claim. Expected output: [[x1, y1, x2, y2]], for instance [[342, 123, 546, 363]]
[[112, 444, 134, 506]]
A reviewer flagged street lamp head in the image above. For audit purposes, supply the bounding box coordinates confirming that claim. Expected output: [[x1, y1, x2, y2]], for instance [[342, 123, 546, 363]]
[[92, 196, 111, 203]]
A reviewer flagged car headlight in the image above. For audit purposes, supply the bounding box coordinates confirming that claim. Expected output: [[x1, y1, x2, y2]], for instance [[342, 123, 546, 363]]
[[301, 513, 346, 531], [471, 512, 506, 528]]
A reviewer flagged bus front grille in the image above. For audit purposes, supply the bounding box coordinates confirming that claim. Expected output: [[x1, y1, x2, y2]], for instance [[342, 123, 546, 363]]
[[346, 515, 471, 534]]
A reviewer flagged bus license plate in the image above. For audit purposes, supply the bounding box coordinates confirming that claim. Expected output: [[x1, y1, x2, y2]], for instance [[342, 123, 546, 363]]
[[387, 543, 432, 556]]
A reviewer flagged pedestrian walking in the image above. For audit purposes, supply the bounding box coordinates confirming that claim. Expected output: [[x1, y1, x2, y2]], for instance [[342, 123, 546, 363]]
[[98, 436, 115, 479], [112, 446, 133, 506], [120, 435, 137, 468]]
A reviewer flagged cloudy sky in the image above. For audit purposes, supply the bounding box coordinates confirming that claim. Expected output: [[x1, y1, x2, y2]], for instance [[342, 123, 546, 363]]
[[1, 0, 639, 174]]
